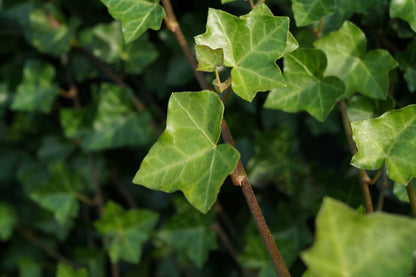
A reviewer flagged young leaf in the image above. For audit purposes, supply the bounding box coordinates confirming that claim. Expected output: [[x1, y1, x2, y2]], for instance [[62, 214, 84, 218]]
[[99, 0, 165, 43], [0, 202, 17, 241], [56, 263, 88, 277], [264, 48, 344, 121], [315, 21, 398, 100], [351, 104, 416, 185], [133, 91, 240, 213], [195, 45, 224, 72], [158, 198, 217, 268], [194, 5, 289, 101], [291, 0, 335, 27], [390, 0, 416, 32], [302, 197, 416, 277], [11, 60, 58, 113], [94, 201, 158, 264]]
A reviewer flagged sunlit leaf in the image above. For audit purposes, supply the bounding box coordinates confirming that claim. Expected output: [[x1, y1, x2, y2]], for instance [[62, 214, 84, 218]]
[[264, 48, 344, 121], [291, 0, 335, 27], [302, 197, 416, 277], [0, 202, 17, 241], [133, 91, 239, 213], [94, 201, 158, 263], [56, 263, 88, 277], [315, 21, 398, 99], [11, 60, 58, 113], [390, 0, 416, 32], [195, 5, 289, 101], [351, 104, 416, 185], [99, 0, 165, 43], [195, 45, 224, 72]]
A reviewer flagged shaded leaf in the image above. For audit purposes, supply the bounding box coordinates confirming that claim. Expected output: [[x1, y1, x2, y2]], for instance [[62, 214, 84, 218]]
[[390, 0, 416, 32], [302, 197, 416, 277], [94, 201, 158, 263], [291, 0, 335, 27], [158, 198, 217, 268], [99, 0, 165, 43], [75, 248, 106, 277], [0, 202, 17, 241], [351, 104, 416, 185], [264, 48, 344, 121], [18, 258, 42, 277], [346, 95, 396, 122], [394, 180, 416, 203], [59, 106, 95, 139], [315, 21, 398, 99], [56, 263, 88, 277], [133, 91, 240, 213], [396, 38, 416, 93], [37, 136, 75, 166], [11, 60, 58, 113], [195, 5, 289, 101]]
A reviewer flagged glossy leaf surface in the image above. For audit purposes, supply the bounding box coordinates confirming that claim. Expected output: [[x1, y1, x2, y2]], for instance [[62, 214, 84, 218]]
[[302, 197, 416, 277], [195, 5, 289, 101], [292, 0, 335, 26], [315, 21, 398, 99], [0, 202, 17, 241], [94, 201, 158, 263], [390, 0, 416, 32], [133, 91, 240, 213], [351, 104, 416, 185], [264, 48, 344, 121], [195, 45, 224, 72], [100, 0, 165, 43]]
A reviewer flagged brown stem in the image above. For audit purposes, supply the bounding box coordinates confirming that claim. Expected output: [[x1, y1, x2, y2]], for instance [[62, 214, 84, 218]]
[[406, 181, 416, 217], [249, 0, 255, 9], [312, 18, 323, 39], [75, 192, 96, 206], [16, 226, 77, 269], [339, 101, 374, 213]]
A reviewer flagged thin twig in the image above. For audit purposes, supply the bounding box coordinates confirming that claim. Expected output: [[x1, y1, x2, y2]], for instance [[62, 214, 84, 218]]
[[339, 101, 374, 213], [249, 0, 255, 9], [406, 181, 416, 217], [312, 18, 323, 39]]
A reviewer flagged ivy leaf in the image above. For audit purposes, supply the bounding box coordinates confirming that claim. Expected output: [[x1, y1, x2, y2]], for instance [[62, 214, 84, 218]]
[[394, 180, 416, 203], [30, 163, 84, 225], [264, 48, 344, 121], [133, 91, 240, 213], [0, 202, 17, 241], [99, 0, 165, 44], [11, 60, 59, 113], [291, 0, 335, 27], [390, 0, 416, 32], [158, 198, 217, 268], [396, 38, 416, 93], [94, 201, 159, 263], [351, 104, 416, 185], [302, 197, 416, 277], [194, 5, 289, 101], [195, 45, 224, 72], [56, 263, 88, 277], [315, 21, 398, 100]]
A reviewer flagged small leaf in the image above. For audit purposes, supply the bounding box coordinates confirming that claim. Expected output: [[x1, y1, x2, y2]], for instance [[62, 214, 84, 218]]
[[195, 45, 224, 72], [264, 48, 344, 121], [315, 21, 398, 99], [0, 202, 17, 241], [99, 0, 165, 43], [351, 104, 416, 185], [158, 198, 217, 268], [390, 0, 416, 32], [11, 60, 58, 113], [56, 263, 88, 277], [396, 38, 416, 93], [291, 0, 335, 27], [195, 5, 289, 101], [302, 197, 416, 277], [94, 201, 158, 263], [133, 91, 240, 213], [394, 180, 416, 203]]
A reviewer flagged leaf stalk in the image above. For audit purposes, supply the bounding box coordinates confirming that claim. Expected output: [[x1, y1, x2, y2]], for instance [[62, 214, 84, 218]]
[[406, 181, 416, 217]]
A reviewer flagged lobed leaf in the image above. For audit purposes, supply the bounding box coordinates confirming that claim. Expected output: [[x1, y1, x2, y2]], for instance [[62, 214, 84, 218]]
[[133, 90, 240, 213], [315, 21, 398, 100], [94, 201, 158, 263], [195, 5, 289, 101], [291, 0, 335, 27], [264, 48, 344, 121], [390, 0, 416, 32], [99, 0, 165, 43], [302, 197, 416, 277], [351, 104, 416, 185]]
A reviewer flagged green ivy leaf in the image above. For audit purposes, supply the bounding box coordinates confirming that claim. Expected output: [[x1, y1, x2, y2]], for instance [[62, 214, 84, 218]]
[[396, 38, 416, 93], [99, 0, 165, 44], [37, 136, 74, 166], [158, 198, 217, 268], [195, 5, 289, 101], [291, 0, 335, 27], [81, 83, 154, 151], [394, 180, 416, 203], [75, 248, 106, 277], [315, 21, 398, 100], [302, 197, 416, 277], [351, 104, 416, 185], [133, 91, 239, 213], [30, 163, 84, 225], [11, 60, 58, 113], [18, 258, 42, 277], [0, 202, 17, 241], [94, 201, 158, 263], [56, 263, 88, 277], [264, 48, 344, 121], [195, 45, 224, 72], [390, 0, 416, 32]]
